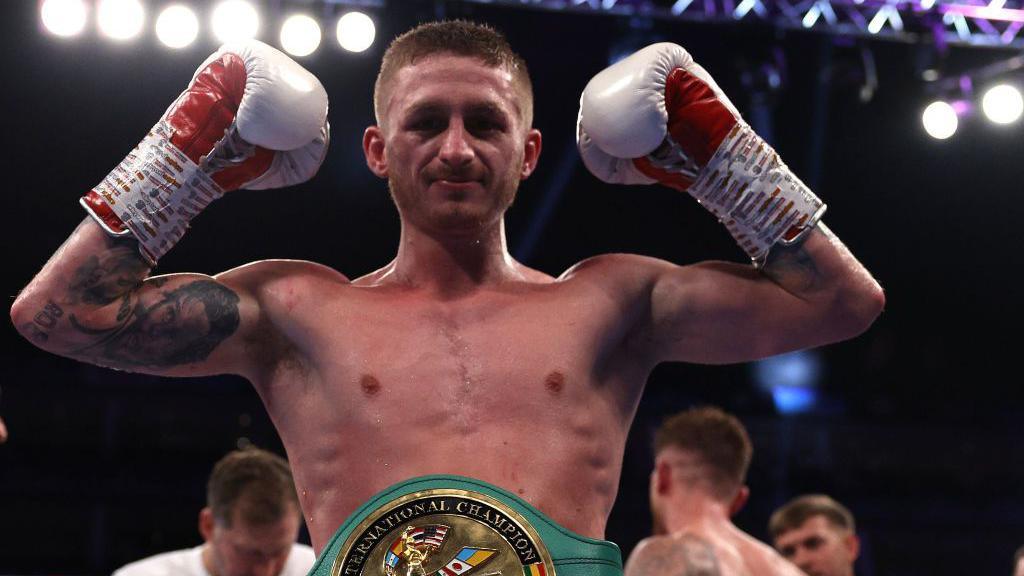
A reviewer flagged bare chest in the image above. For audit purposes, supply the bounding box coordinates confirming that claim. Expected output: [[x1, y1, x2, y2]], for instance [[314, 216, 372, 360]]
[[252, 282, 645, 548], [304, 293, 615, 413]]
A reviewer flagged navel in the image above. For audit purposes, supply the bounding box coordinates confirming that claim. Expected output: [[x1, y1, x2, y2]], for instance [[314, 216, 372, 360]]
[[544, 371, 565, 394], [360, 374, 382, 397]]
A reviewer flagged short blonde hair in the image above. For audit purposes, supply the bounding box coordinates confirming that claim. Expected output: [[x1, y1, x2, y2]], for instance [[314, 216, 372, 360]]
[[373, 20, 534, 127]]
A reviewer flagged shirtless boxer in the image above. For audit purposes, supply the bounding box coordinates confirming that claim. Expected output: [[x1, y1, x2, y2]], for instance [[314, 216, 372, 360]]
[[11, 20, 883, 576], [627, 407, 803, 576]]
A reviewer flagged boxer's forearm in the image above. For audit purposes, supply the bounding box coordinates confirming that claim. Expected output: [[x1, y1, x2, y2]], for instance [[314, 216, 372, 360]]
[[761, 222, 884, 331], [12, 218, 150, 346]]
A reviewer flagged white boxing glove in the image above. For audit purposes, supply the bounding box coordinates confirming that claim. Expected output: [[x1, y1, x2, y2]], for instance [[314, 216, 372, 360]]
[[577, 43, 825, 265], [82, 40, 330, 264]]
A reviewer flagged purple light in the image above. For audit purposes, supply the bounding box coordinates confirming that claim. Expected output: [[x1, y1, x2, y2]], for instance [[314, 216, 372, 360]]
[[959, 75, 974, 95], [940, 3, 1024, 23], [951, 99, 974, 116]]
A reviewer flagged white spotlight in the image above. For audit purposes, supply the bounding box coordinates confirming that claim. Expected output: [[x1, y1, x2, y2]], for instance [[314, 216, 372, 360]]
[[156, 5, 199, 49], [336, 12, 375, 53], [280, 14, 322, 57], [97, 0, 145, 41], [922, 101, 959, 140], [212, 0, 260, 44], [981, 84, 1024, 125], [41, 0, 88, 38]]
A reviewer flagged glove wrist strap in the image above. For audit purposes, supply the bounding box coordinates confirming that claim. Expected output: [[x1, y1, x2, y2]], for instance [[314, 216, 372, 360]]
[[682, 124, 826, 265], [82, 120, 225, 265]]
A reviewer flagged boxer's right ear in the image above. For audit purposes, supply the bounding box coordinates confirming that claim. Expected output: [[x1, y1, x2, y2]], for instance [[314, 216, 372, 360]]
[[198, 507, 215, 541], [363, 126, 388, 178]]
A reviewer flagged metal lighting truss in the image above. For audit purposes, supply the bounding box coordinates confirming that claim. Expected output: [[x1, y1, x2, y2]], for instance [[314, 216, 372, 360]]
[[459, 0, 1024, 48]]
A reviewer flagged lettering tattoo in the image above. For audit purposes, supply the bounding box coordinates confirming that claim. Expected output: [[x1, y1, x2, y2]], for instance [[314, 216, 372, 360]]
[[761, 224, 834, 292], [20, 301, 65, 343], [626, 535, 722, 576], [68, 280, 240, 368]]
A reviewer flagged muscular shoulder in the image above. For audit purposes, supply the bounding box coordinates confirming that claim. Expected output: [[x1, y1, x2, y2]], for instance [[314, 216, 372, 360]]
[[217, 259, 348, 288], [559, 253, 709, 312], [626, 534, 727, 576], [216, 259, 348, 306], [560, 253, 678, 293], [561, 253, 668, 279]]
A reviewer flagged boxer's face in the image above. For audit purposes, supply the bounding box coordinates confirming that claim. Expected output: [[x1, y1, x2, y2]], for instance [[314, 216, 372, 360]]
[[201, 506, 300, 576], [773, 515, 858, 576], [365, 54, 541, 235]]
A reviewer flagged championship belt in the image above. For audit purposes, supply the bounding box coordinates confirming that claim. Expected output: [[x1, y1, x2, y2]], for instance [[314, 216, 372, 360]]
[[312, 475, 623, 576]]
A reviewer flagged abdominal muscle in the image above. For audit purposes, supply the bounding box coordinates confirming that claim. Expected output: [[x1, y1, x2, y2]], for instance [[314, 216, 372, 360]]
[[267, 370, 634, 553]]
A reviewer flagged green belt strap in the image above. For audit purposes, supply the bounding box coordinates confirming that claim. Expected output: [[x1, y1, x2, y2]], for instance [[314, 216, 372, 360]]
[[310, 475, 622, 576]]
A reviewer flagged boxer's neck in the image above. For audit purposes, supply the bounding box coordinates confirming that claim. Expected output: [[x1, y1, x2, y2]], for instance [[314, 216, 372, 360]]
[[390, 218, 522, 294], [660, 489, 732, 534]]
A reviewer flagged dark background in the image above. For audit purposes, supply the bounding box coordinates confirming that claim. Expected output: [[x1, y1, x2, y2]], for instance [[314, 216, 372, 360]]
[[2, 1, 1023, 574]]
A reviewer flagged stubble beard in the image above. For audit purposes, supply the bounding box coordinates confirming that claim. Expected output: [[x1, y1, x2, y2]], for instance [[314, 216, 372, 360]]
[[387, 173, 519, 236]]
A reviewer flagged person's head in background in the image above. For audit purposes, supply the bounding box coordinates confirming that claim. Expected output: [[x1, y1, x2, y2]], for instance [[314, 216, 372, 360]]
[[650, 406, 753, 534], [769, 494, 860, 576], [1013, 545, 1024, 576], [200, 447, 304, 576]]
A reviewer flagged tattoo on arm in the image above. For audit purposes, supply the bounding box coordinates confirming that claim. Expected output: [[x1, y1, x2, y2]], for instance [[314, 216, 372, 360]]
[[67, 232, 150, 306], [761, 224, 836, 292], [68, 280, 241, 368], [19, 301, 65, 344], [627, 536, 722, 576]]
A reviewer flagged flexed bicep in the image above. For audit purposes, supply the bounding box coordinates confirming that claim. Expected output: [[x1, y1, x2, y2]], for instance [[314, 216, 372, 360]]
[[66, 276, 241, 370]]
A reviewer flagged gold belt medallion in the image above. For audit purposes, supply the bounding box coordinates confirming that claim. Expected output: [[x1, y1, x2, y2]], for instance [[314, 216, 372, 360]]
[[331, 489, 556, 576]]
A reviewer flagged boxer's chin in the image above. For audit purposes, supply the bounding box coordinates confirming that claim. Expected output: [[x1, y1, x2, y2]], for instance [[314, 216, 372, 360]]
[[429, 203, 501, 236], [390, 177, 516, 236]]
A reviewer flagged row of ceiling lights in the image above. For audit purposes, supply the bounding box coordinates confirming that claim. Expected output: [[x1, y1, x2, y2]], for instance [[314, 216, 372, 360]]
[[922, 83, 1023, 139], [40, 0, 377, 55]]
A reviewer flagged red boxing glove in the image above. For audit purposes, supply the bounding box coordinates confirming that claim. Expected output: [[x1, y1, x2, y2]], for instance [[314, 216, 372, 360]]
[[578, 43, 825, 264], [82, 39, 329, 264]]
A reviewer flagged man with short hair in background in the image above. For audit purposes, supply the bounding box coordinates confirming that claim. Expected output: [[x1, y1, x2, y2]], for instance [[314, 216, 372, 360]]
[[113, 448, 314, 576], [627, 406, 804, 576], [769, 494, 860, 576]]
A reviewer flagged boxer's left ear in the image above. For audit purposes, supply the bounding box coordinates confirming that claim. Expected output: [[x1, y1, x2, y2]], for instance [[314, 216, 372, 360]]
[[653, 460, 672, 496], [843, 532, 861, 561], [520, 129, 542, 179], [727, 486, 750, 517]]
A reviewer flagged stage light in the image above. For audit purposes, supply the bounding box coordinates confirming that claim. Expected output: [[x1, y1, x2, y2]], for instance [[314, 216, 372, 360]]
[[280, 14, 321, 57], [156, 5, 199, 49], [336, 12, 375, 53], [922, 100, 959, 139], [97, 0, 145, 41], [41, 0, 88, 38], [981, 84, 1023, 125], [212, 0, 259, 44], [753, 351, 822, 415]]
